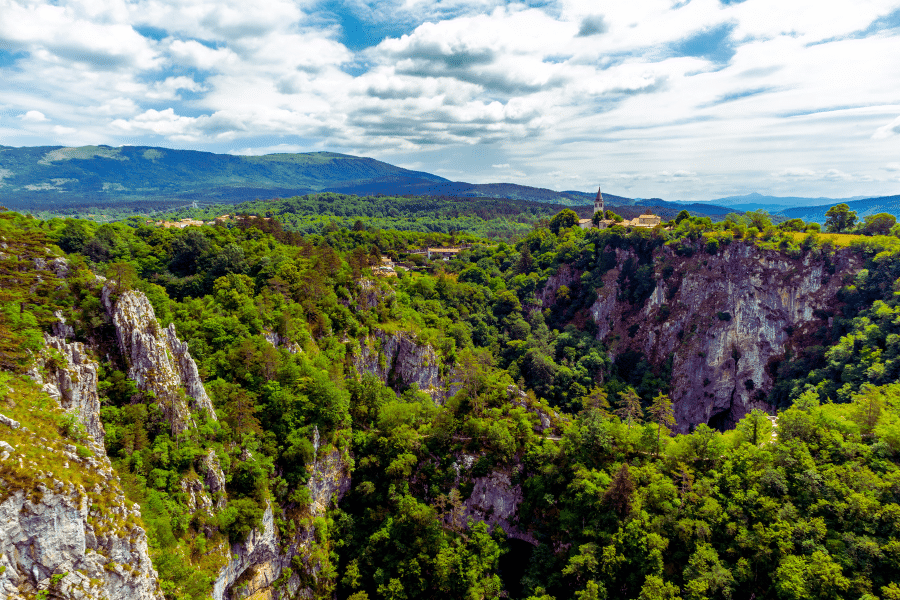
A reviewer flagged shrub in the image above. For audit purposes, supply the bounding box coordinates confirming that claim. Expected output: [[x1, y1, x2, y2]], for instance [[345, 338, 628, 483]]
[[218, 498, 265, 544]]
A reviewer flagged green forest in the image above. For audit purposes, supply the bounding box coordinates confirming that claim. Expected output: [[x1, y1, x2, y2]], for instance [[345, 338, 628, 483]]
[[3, 197, 900, 600]]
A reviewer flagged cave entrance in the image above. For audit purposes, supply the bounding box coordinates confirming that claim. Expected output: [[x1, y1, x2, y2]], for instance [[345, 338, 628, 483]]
[[499, 537, 534, 598], [708, 407, 736, 432]]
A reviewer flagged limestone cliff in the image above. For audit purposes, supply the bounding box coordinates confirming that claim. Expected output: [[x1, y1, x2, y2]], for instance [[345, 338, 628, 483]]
[[0, 481, 163, 600], [463, 469, 536, 545], [102, 286, 216, 434], [576, 241, 859, 431], [354, 328, 446, 403], [212, 428, 351, 600], [0, 380, 162, 600], [31, 333, 105, 448]]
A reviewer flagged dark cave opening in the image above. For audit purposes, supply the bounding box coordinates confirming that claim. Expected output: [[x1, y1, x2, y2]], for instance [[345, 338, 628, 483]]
[[500, 538, 534, 599], [708, 407, 735, 432]]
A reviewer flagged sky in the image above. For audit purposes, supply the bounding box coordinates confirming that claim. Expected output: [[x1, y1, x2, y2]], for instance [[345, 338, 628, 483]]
[[2, 0, 900, 200]]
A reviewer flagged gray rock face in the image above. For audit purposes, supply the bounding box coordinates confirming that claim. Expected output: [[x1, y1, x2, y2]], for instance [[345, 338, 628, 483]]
[[0, 485, 163, 600], [32, 333, 105, 449], [49, 257, 70, 279], [163, 323, 215, 417], [463, 470, 536, 545], [536, 263, 582, 307], [52, 310, 74, 339], [103, 287, 216, 434], [212, 429, 351, 600], [354, 329, 445, 403], [584, 242, 859, 432], [355, 277, 395, 312], [506, 385, 555, 433], [201, 449, 227, 509], [263, 331, 302, 354]]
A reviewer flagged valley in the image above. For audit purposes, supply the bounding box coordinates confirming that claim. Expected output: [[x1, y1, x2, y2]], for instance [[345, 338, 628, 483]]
[[2, 200, 900, 600]]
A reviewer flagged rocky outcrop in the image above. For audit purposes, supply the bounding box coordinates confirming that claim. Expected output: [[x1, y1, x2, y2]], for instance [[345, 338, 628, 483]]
[[463, 470, 536, 545], [585, 242, 859, 432], [200, 449, 228, 510], [263, 331, 302, 354], [536, 263, 582, 307], [1, 369, 162, 599], [506, 385, 555, 433], [0, 483, 162, 600], [30, 333, 105, 449], [213, 429, 351, 600], [355, 278, 395, 312], [354, 329, 445, 403], [103, 287, 216, 434]]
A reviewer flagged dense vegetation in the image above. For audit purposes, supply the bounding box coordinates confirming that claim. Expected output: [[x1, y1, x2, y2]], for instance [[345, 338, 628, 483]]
[[4, 197, 900, 600]]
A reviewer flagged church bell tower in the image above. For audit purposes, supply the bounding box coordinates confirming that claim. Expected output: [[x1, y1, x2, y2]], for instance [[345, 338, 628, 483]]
[[594, 187, 604, 219]]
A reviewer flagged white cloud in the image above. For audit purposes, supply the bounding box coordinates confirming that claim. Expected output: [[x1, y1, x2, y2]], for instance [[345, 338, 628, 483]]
[[111, 108, 199, 138], [168, 40, 239, 71], [874, 115, 900, 139], [230, 143, 310, 156], [20, 110, 48, 122], [1, 0, 900, 198], [145, 76, 205, 100]]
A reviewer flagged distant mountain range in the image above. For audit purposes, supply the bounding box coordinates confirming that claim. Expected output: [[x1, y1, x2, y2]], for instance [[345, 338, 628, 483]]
[[777, 195, 900, 224], [3, 145, 896, 224], [0, 145, 448, 210], [0, 145, 724, 218], [698, 192, 872, 211]]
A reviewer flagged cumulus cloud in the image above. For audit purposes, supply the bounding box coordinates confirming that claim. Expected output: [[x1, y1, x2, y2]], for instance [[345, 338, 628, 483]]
[[20, 110, 48, 122], [111, 108, 201, 139], [1, 0, 900, 197]]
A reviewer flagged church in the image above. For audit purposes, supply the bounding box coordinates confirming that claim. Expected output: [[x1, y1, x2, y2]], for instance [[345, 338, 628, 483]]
[[579, 187, 662, 230]]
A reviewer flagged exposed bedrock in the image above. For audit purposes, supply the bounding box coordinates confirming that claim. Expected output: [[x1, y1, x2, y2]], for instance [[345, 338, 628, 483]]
[[353, 328, 446, 403], [212, 429, 351, 600], [102, 286, 217, 434], [31, 333, 106, 449], [539, 242, 860, 432]]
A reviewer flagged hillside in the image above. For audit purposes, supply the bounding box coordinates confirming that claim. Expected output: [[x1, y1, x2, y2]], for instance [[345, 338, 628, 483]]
[[171, 193, 693, 239], [778, 194, 900, 223], [0, 145, 448, 210]]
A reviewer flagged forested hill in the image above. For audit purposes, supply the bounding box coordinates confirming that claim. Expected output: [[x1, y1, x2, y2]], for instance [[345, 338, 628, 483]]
[[778, 194, 900, 224], [5, 208, 900, 600], [0, 145, 627, 211], [174, 193, 692, 239], [0, 145, 449, 210]]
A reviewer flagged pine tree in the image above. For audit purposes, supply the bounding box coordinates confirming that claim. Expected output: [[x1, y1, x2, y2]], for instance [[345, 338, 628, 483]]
[[647, 392, 675, 456], [614, 388, 643, 429]]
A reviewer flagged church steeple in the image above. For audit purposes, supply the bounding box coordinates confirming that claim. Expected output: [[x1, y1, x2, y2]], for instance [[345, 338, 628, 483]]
[[594, 187, 604, 218]]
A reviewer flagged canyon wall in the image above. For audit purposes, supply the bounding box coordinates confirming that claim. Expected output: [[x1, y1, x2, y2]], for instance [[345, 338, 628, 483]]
[[544, 241, 859, 432]]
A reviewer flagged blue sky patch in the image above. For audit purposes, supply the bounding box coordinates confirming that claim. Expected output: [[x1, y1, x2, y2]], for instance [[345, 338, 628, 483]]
[[672, 23, 736, 64], [134, 26, 168, 41], [0, 50, 28, 68], [322, 1, 413, 52]]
